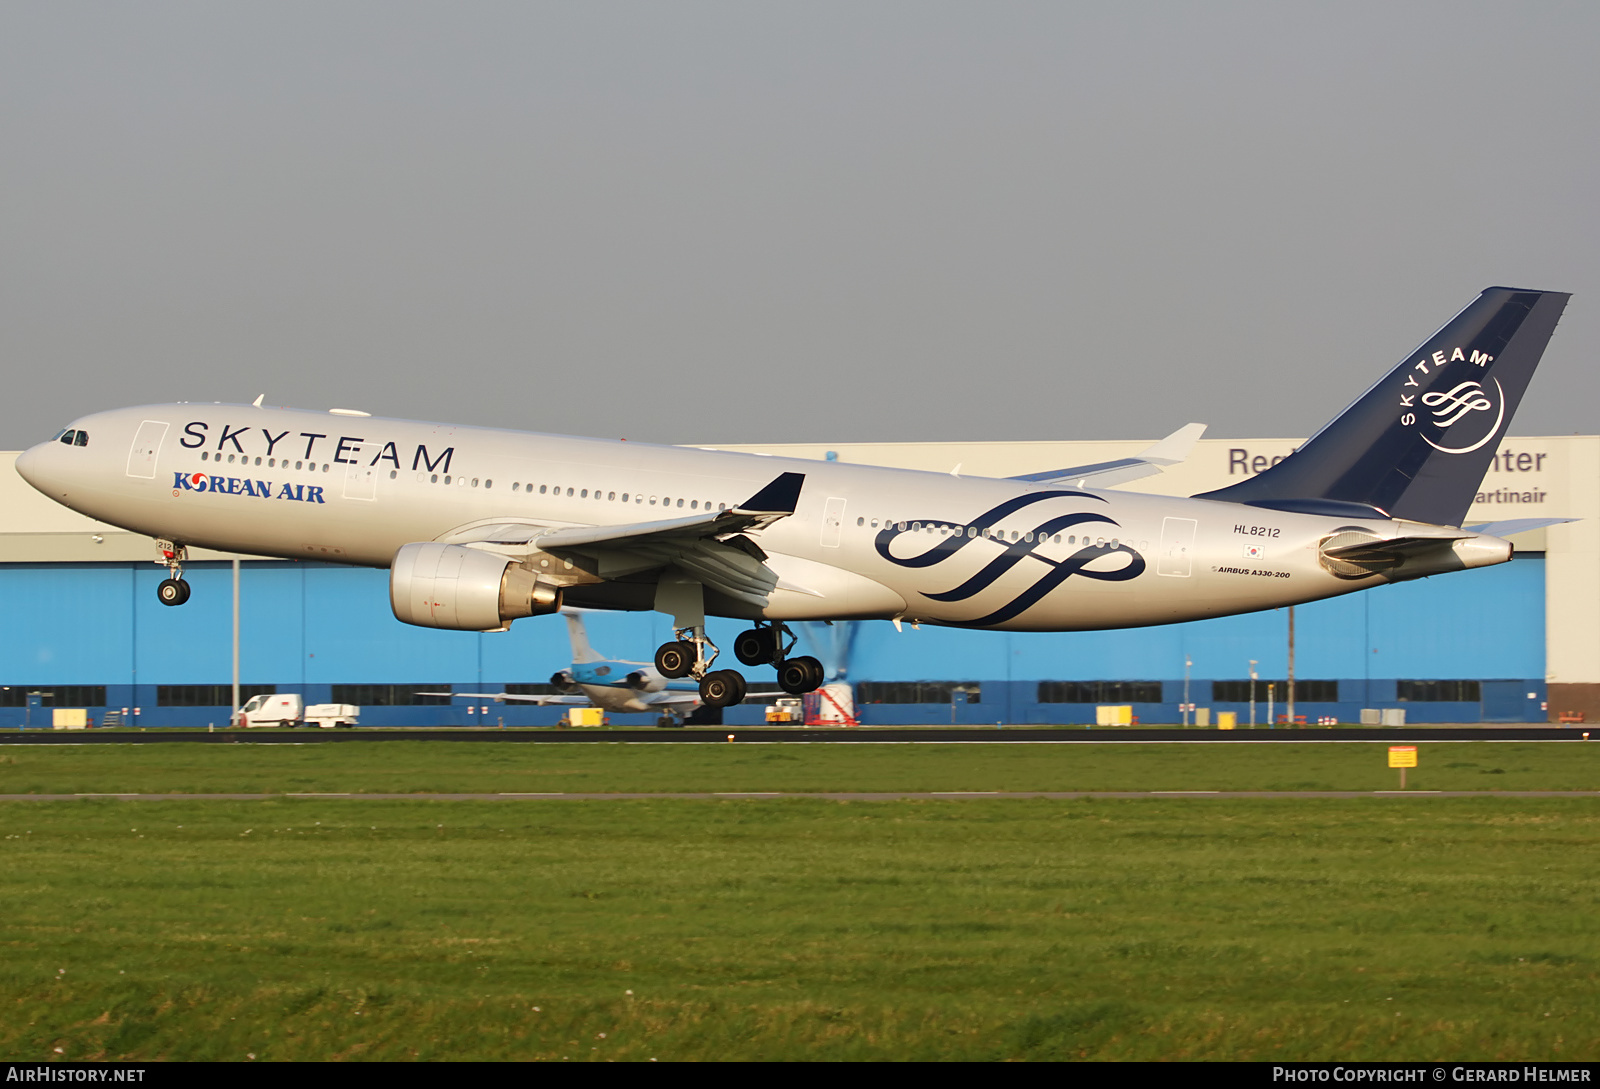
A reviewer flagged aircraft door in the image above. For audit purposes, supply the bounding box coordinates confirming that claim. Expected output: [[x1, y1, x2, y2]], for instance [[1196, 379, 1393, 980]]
[[1157, 516, 1197, 577], [821, 497, 846, 548], [125, 420, 169, 479], [342, 443, 377, 501]]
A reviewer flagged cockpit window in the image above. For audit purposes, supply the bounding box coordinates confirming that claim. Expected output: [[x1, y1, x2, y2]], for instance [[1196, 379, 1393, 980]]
[[73, 431, 88, 447], [58, 430, 76, 445], [50, 429, 68, 442]]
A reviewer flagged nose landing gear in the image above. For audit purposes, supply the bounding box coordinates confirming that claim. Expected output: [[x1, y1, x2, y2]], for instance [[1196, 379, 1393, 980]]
[[155, 540, 191, 606], [157, 577, 191, 606]]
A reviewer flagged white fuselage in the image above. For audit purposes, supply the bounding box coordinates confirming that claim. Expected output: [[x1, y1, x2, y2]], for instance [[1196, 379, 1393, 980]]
[[15, 403, 1509, 632]]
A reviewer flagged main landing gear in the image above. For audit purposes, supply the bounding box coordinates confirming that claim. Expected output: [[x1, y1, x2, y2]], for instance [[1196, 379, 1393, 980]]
[[735, 621, 825, 696], [155, 540, 191, 606], [654, 621, 824, 709], [653, 628, 747, 708]]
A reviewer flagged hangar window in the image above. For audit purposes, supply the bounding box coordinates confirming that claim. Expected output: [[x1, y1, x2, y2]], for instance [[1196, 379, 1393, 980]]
[[1397, 680, 1481, 702], [158, 684, 275, 707], [1039, 681, 1162, 704], [1212, 680, 1339, 702], [505, 683, 561, 696], [855, 682, 980, 705], [330, 684, 452, 706], [0, 685, 108, 707]]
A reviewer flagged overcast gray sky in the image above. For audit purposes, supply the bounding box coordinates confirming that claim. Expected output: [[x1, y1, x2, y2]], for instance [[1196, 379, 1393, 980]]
[[3, 1, 1597, 449]]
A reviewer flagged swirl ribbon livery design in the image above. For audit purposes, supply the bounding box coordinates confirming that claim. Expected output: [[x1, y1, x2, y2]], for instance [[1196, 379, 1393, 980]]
[[1422, 381, 1493, 428], [873, 490, 1146, 626]]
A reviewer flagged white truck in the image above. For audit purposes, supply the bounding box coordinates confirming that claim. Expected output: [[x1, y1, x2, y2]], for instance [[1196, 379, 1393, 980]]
[[236, 693, 359, 729]]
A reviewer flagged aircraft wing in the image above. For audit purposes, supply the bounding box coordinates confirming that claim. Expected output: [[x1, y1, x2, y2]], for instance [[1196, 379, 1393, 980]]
[[1009, 423, 1206, 488], [450, 472, 806, 611], [414, 691, 589, 706]]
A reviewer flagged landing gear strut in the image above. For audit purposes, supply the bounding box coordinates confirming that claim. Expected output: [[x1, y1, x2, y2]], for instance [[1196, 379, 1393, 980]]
[[155, 540, 191, 606]]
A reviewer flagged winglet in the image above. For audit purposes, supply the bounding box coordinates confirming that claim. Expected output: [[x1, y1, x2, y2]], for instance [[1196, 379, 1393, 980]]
[[1139, 422, 1207, 465], [735, 472, 805, 514]]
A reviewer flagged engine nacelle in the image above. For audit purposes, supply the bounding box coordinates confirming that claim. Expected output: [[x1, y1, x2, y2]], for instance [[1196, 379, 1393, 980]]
[[390, 542, 561, 631], [626, 670, 666, 693]]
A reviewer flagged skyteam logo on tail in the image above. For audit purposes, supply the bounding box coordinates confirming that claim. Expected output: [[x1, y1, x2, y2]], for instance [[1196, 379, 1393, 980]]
[[1398, 346, 1506, 455], [172, 472, 325, 504]]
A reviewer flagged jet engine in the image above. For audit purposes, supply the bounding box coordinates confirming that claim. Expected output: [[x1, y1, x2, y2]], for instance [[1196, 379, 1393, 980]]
[[625, 670, 667, 693], [390, 542, 561, 631]]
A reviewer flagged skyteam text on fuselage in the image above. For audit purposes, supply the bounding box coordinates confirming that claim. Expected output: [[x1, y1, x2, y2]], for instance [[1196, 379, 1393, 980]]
[[15, 287, 1573, 709]]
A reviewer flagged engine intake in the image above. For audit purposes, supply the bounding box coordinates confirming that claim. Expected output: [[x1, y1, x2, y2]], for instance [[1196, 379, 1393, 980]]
[[390, 542, 561, 631]]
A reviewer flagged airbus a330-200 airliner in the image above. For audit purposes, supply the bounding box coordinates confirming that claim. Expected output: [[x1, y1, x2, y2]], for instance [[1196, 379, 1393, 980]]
[[15, 287, 1573, 709]]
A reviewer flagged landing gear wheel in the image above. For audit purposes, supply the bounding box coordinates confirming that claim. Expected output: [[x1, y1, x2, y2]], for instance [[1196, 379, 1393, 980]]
[[778, 655, 825, 695], [157, 578, 191, 607], [655, 640, 696, 679], [734, 627, 777, 666], [698, 670, 748, 708], [656, 714, 684, 729]]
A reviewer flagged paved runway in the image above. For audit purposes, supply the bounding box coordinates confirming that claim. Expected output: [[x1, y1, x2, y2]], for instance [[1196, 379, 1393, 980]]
[[0, 726, 1589, 745], [3, 790, 1596, 801]]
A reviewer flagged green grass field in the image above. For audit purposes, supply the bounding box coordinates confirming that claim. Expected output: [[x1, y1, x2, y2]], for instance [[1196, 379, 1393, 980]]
[[0, 742, 1596, 1061], [0, 738, 1596, 794]]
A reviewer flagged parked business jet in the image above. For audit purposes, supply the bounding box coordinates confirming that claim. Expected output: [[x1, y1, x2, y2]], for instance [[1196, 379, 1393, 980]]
[[15, 287, 1571, 708], [423, 610, 718, 726]]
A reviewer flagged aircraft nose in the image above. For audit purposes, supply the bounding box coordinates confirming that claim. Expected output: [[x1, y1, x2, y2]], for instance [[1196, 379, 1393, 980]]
[[14, 438, 66, 496], [14, 444, 46, 489]]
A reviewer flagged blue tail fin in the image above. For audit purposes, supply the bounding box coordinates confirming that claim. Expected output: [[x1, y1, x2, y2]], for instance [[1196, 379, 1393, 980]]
[[1196, 287, 1569, 526]]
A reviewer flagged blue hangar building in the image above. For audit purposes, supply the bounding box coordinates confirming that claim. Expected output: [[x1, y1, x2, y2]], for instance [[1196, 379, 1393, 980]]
[[1, 433, 1590, 728]]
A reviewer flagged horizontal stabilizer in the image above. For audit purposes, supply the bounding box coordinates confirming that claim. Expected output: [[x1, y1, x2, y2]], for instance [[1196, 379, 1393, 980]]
[[1011, 423, 1206, 488], [1464, 517, 1577, 538]]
